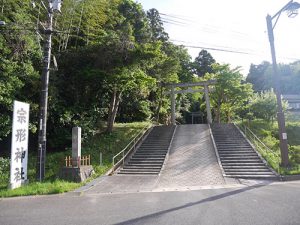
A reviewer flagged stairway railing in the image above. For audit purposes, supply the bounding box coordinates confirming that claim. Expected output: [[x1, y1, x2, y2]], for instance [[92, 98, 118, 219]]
[[111, 119, 155, 174], [236, 123, 280, 173]]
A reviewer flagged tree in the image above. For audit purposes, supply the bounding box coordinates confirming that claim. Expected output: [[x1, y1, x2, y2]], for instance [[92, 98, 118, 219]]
[[246, 61, 271, 92], [246, 61, 300, 94], [249, 89, 288, 123], [203, 64, 253, 123], [193, 50, 216, 77], [147, 8, 169, 42], [0, 0, 41, 140]]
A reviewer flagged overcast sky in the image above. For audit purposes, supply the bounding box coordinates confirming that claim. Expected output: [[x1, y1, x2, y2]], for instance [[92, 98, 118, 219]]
[[136, 0, 300, 75]]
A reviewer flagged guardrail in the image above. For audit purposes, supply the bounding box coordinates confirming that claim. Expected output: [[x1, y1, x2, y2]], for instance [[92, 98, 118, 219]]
[[236, 123, 281, 173], [111, 119, 155, 173]]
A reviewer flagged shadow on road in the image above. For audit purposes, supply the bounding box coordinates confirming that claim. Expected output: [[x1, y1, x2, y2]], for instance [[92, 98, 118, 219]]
[[112, 183, 266, 225]]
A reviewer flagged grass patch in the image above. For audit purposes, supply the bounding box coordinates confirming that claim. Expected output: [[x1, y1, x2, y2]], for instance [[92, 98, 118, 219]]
[[0, 180, 81, 198], [239, 116, 300, 175], [0, 122, 150, 197]]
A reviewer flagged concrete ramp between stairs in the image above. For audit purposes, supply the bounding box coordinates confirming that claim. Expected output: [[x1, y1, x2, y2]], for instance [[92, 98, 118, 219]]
[[157, 124, 226, 188]]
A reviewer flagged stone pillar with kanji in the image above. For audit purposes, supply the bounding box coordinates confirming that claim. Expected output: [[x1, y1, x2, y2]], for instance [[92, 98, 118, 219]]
[[72, 127, 81, 167]]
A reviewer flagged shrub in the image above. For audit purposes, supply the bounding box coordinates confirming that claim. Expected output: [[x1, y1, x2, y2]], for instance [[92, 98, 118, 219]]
[[0, 157, 10, 185], [290, 145, 300, 164]]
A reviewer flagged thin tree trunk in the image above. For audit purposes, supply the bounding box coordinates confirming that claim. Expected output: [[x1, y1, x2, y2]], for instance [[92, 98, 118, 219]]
[[63, 11, 74, 50], [106, 89, 116, 132], [106, 90, 122, 133], [156, 86, 163, 122], [227, 112, 231, 123], [1, 0, 4, 14], [214, 100, 221, 123], [75, 5, 84, 49]]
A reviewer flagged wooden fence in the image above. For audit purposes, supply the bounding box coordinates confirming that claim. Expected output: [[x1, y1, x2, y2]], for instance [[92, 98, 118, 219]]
[[64, 155, 91, 168]]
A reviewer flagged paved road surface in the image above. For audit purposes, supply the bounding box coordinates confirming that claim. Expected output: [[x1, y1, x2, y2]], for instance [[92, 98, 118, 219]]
[[1, 181, 300, 225]]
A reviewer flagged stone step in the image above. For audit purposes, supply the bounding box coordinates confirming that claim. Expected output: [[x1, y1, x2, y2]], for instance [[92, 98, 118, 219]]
[[140, 146, 169, 149], [123, 165, 162, 169], [214, 134, 245, 136], [225, 174, 278, 179], [216, 144, 251, 147], [219, 152, 257, 158], [224, 168, 271, 172], [144, 138, 171, 141], [216, 143, 249, 145], [222, 165, 268, 169], [124, 163, 162, 168], [215, 141, 251, 147], [218, 149, 254, 152], [218, 150, 255, 153], [132, 153, 166, 158], [136, 151, 167, 154], [134, 153, 166, 156], [118, 171, 158, 175], [216, 143, 247, 145], [127, 161, 163, 165], [225, 171, 275, 175], [119, 168, 161, 172], [139, 146, 169, 149], [221, 159, 261, 163], [146, 136, 172, 138], [218, 151, 254, 154], [214, 137, 245, 140], [132, 156, 165, 160], [218, 149, 256, 152], [221, 162, 266, 166], [220, 156, 260, 159], [137, 148, 168, 151], [141, 142, 170, 144], [130, 158, 164, 162]]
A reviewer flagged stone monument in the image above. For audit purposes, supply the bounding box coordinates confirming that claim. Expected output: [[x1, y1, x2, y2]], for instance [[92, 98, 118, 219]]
[[59, 127, 94, 182]]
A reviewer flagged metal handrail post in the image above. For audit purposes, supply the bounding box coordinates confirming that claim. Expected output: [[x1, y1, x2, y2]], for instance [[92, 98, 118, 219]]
[[122, 151, 124, 166]]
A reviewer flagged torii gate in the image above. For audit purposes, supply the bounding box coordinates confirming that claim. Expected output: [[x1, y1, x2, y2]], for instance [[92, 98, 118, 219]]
[[163, 80, 217, 125]]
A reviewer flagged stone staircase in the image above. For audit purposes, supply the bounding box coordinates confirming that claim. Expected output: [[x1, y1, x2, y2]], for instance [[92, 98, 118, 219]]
[[211, 123, 278, 179], [117, 125, 176, 175]]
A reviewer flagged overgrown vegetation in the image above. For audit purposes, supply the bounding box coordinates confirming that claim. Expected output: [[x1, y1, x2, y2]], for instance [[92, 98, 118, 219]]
[[239, 112, 300, 175], [0, 122, 148, 197]]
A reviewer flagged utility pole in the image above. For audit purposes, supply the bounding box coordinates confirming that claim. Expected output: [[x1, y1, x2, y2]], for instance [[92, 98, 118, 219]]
[[266, 14, 289, 166], [265, 0, 300, 167], [36, 0, 62, 181]]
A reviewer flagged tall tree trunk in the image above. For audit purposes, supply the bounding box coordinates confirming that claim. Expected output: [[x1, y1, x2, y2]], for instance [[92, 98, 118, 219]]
[[214, 100, 221, 123], [1, 0, 4, 14], [156, 86, 163, 122], [106, 90, 122, 133], [227, 111, 231, 123], [75, 5, 84, 49], [63, 11, 74, 50]]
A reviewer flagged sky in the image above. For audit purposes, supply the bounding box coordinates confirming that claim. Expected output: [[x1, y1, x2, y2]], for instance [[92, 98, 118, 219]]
[[136, 0, 300, 75]]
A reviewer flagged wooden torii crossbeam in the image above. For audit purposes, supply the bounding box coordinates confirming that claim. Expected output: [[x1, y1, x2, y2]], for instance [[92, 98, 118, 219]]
[[162, 80, 217, 125]]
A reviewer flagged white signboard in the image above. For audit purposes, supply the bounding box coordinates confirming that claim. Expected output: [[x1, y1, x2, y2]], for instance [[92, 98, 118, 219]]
[[9, 101, 30, 189]]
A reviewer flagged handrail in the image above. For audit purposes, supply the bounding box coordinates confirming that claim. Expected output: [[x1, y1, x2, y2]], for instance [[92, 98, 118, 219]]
[[111, 119, 155, 173], [175, 120, 181, 125], [236, 123, 280, 173], [243, 125, 279, 155]]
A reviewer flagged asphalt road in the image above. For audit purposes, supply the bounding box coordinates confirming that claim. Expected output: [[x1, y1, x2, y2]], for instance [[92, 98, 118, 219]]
[[1, 181, 300, 225]]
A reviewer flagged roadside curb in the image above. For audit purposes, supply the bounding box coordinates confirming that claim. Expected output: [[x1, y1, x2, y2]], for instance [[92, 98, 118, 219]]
[[280, 174, 300, 181]]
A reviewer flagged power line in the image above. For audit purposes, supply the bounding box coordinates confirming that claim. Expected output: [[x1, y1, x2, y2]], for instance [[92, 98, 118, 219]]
[[170, 39, 299, 61], [159, 12, 264, 45]]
